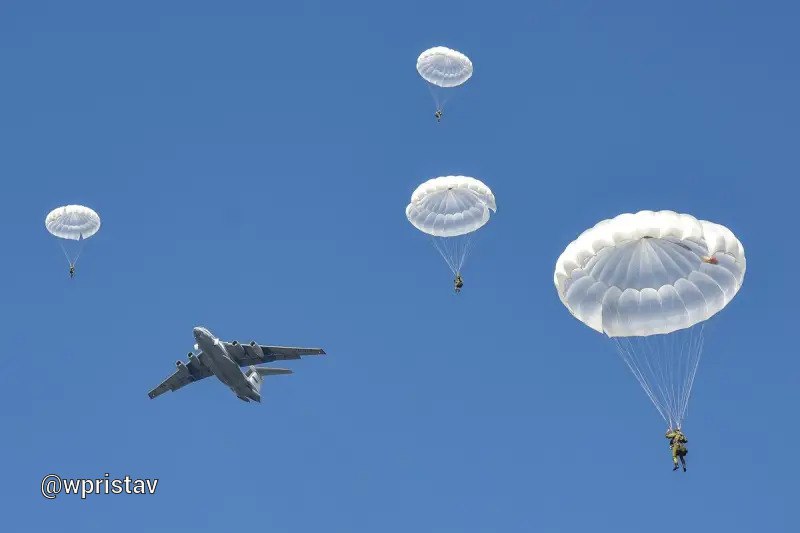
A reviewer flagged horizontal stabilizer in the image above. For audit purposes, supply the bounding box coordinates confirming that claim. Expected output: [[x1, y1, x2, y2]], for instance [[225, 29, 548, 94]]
[[255, 367, 293, 377]]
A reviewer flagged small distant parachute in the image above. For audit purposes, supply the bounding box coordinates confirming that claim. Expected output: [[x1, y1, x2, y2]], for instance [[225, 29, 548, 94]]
[[406, 176, 496, 281], [417, 46, 473, 88], [45, 205, 101, 277], [554, 210, 746, 429], [416, 46, 473, 119]]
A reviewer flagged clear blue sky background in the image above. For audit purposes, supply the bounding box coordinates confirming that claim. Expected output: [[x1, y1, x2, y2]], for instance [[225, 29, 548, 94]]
[[1, 1, 797, 531]]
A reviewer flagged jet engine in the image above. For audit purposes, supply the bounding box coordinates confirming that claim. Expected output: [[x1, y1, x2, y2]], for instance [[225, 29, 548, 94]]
[[248, 341, 264, 359]]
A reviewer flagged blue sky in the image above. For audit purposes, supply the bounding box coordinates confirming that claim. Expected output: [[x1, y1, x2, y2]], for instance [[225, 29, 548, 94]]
[[1, 1, 798, 531]]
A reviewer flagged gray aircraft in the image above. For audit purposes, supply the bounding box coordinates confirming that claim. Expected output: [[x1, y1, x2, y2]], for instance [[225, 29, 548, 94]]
[[148, 326, 325, 403]]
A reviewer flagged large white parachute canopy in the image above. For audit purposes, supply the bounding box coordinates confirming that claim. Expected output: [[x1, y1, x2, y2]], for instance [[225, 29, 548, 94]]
[[416, 47, 473, 88], [555, 210, 745, 336], [406, 176, 496, 275], [46, 205, 101, 241], [45, 205, 101, 270], [554, 210, 745, 428], [416, 46, 473, 114]]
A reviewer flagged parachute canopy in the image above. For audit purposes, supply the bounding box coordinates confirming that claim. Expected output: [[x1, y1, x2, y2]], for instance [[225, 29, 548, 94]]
[[416, 47, 473, 88], [406, 176, 496, 237], [45, 205, 101, 241], [555, 210, 745, 338]]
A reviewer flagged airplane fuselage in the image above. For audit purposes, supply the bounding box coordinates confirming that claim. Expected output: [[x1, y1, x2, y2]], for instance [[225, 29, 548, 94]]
[[194, 327, 261, 402]]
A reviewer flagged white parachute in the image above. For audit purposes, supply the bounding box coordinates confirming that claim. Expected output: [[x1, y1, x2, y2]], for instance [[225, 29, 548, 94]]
[[416, 46, 473, 116], [45, 205, 101, 274], [554, 210, 746, 428], [417, 47, 473, 88], [406, 176, 496, 276]]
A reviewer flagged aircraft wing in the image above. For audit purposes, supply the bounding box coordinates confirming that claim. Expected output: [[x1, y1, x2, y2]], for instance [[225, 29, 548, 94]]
[[148, 355, 213, 399], [224, 341, 326, 367]]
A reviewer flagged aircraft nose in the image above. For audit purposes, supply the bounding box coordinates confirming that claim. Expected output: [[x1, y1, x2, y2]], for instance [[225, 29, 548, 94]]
[[193, 327, 204, 339]]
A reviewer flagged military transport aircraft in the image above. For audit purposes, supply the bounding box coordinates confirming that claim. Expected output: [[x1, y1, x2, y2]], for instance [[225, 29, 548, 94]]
[[148, 326, 325, 402]]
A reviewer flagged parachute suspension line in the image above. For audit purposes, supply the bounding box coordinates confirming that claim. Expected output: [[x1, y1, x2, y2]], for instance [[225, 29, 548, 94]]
[[58, 241, 72, 266], [613, 336, 671, 425], [678, 323, 705, 428], [427, 84, 451, 112], [430, 237, 453, 273], [72, 234, 86, 265], [611, 324, 706, 429], [431, 234, 474, 275], [452, 234, 474, 273], [57, 234, 87, 267]]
